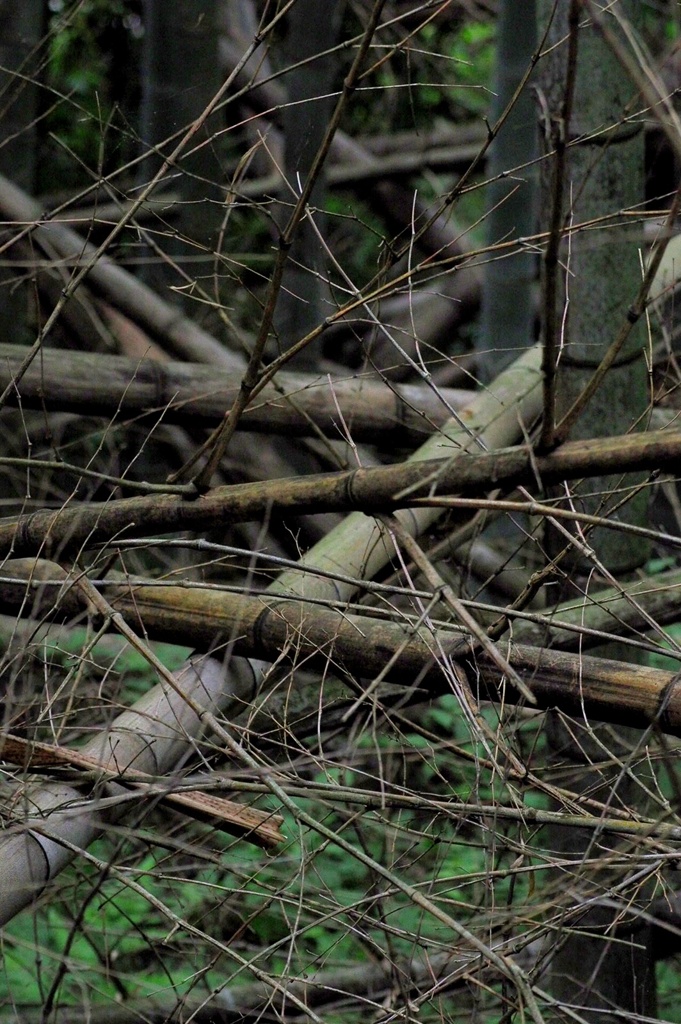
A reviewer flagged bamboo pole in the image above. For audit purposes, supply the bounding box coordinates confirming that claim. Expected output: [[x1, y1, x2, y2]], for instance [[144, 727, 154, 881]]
[[2, 559, 680, 738], [511, 567, 681, 650], [6, 554, 681, 664], [265, 337, 645, 604], [0, 343, 470, 443], [3, 416, 680, 560], [0, 654, 279, 926]]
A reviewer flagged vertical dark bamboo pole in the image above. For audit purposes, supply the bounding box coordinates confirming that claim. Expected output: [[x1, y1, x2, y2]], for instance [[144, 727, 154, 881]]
[[538, 2, 655, 1018]]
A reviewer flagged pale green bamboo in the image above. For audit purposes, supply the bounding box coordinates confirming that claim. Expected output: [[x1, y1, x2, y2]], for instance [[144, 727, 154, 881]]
[[0, 655, 237, 925], [512, 567, 681, 651]]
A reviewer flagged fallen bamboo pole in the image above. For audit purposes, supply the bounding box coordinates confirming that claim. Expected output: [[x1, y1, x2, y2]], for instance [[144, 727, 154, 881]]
[[0, 343, 470, 444], [0, 654, 281, 926], [0, 173, 241, 369], [0, 420, 678, 560], [2, 558, 680, 738]]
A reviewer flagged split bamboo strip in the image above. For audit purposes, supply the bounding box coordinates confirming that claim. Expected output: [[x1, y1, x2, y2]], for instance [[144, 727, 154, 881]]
[[0, 343, 470, 443], [0, 732, 284, 848]]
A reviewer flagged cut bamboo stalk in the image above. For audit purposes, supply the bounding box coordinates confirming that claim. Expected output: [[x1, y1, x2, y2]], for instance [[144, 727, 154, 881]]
[[0, 654, 279, 926]]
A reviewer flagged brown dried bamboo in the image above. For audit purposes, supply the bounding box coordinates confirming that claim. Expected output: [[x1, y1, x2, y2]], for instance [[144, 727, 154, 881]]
[[1, 418, 678, 561], [0, 343, 470, 443], [2, 558, 680, 738]]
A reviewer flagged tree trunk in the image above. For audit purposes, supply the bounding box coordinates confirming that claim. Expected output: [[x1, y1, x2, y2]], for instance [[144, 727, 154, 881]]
[[0, 0, 43, 346]]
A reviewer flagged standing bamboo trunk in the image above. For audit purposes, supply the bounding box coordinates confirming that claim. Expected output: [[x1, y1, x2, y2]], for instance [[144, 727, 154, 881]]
[[138, 0, 223, 303], [538, 2, 655, 1017], [0, 2, 44, 370], [272, 0, 341, 361], [477, 0, 538, 380]]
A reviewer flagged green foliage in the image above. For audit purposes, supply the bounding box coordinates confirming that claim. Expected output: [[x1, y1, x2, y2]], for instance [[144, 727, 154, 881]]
[[447, 20, 496, 118], [658, 960, 681, 1022], [44, 630, 190, 676], [1, 849, 230, 1008], [43, 0, 141, 188]]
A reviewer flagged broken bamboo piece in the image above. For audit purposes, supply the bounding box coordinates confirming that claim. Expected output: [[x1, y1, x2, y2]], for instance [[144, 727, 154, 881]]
[[0, 654, 279, 927]]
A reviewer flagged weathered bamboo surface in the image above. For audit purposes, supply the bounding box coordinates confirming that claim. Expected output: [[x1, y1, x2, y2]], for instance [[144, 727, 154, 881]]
[[3, 559, 680, 737], [0, 424, 678, 559], [0, 343, 470, 443], [0, 655, 252, 925], [511, 567, 681, 649]]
